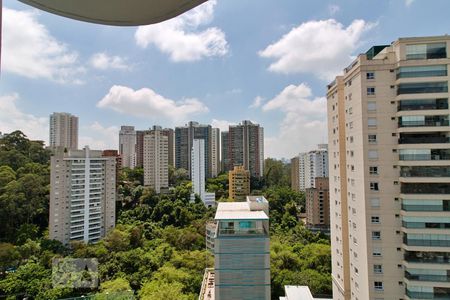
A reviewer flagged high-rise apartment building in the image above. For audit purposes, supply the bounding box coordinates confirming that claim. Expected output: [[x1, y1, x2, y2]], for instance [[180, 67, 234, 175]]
[[221, 131, 230, 172], [228, 165, 250, 201], [211, 196, 270, 300], [211, 128, 220, 177], [291, 145, 328, 192], [49, 146, 116, 245], [228, 120, 264, 178], [191, 139, 216, 207], [119, 126, 136, 169], [49, 112, 78, 150], [175, 121, 218, 178], [143, 126, 168, 193], [305, 177, 330, 232], [328, 36, 450, 300], [136, 127, 174, 168]]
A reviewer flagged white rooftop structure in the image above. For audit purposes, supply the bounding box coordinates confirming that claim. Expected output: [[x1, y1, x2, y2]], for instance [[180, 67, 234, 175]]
[[215, 196, 269, 220], [280, 286, 332, 300], [18, 0, 207, 26]]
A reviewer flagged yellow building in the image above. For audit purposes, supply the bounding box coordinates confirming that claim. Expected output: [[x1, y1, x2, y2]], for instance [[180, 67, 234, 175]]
[[228, 166, 250, 201]]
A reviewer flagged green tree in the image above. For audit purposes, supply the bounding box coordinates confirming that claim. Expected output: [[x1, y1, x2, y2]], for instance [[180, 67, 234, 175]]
[[139, 280, 193, 300]]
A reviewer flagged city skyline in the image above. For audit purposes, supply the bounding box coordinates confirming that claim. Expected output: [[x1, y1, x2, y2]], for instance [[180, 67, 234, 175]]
[[2, 0, 449, 158]]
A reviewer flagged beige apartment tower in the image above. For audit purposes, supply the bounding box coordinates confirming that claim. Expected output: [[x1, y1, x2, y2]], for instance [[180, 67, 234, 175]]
[[228, 165, 250, 201], [305, 177, 330, 231], [328, 36, 450, 300], [143, 127, 169, 193], [49, 112, 78, 150], [49, 147, 116, 245]]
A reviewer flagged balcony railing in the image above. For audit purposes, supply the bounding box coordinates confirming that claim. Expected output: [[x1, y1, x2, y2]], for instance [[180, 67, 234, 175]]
[[400, 153, 450, 161], [406, 271, 450, 283], [399, 136, 450, 144], [399, 120, 450, 127], [218, 228, 266, 236], [405, 251, 450, 264], [406, 290, 450, 300], [401, 183, 450, 194], [400, 166, 450, 177]]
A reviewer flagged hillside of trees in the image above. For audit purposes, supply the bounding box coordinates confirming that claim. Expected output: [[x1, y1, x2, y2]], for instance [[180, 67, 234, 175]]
[[0, 131, 331, 299]]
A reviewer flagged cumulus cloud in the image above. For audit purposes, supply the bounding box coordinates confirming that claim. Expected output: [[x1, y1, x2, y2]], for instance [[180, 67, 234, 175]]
[[262, 83, 327, 158], [89, 53, 129, 70], [135, 0, 228, 62], [0, 94, 48, 143], [3, 7, 84, 84], [250, 96, 264, 108], [259, 19, 375, 80], [97, 85, 209, 121], [79, 122, 119, 150]]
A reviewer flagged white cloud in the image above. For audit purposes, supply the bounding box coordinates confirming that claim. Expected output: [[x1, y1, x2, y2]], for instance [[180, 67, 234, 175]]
[[134, 0, 228, 62], [405, 0, 414, 6], [259, 19, 375, 80], [328, 4, 340, 16], [97, 85, 209, 121], [0, 94, 48, 143], [79, 122, 119, 150], [262, 83, 327, 158], [211, 119, 236, 132], [89, 53, 129, 70], [2, 7, 84, 84], [250, 96, 264, 108]]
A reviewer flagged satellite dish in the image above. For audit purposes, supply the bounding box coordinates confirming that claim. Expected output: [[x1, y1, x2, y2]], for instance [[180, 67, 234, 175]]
[[17, 0, 208, 26]]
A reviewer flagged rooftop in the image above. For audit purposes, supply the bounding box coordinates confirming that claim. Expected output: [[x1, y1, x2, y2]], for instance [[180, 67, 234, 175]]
[[215, 202, 268, 220], [281, 286, 332, 300]]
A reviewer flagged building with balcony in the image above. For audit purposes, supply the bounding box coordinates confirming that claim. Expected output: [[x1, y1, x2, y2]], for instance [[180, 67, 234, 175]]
[[49, 112, 78, 150], [201, 196, 270, 300], [291, 145, 328, 192], [305, 177, 330, 233], [327, 35, 450, 300], [228, 165, 250, 201], [119, 126, 136, 169], [49, 146, 116, 245], [143, 126, 169, 193]]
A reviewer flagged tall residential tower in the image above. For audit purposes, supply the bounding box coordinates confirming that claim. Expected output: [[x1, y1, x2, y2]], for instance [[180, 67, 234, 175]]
[[49, 112, 78, 150], [119, 126, 136, 169], [328, 36, 450, 300], [143, 126, 169, 193]]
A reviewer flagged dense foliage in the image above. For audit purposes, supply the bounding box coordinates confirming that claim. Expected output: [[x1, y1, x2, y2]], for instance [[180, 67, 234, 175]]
[[0, 131, 331, 299]]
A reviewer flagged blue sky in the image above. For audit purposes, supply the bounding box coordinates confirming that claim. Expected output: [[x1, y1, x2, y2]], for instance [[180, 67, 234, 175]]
[[1, 0, 449, 158]]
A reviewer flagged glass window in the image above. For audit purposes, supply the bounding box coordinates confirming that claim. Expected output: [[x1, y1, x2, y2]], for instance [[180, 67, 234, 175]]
[[371, 197, 380, 208], [368, 150, 378, 159], [374, 281, 383, 291], [397, 65, 447, 78], [368, 118, 377, 127], [367, 72, 375, 80], [370, 166, 379, 175], [373, 248, 382, 256], [368, 101, 377, 111], [372, 231, 381, 240], [406, 43, 447, 60], [367, 87, 376, 95], [397, 82, 448, 95], [368, 134, 377, 143], [370, 182, 379, 191], [374, 264, 383, 274], [371, 216, 380, 224]]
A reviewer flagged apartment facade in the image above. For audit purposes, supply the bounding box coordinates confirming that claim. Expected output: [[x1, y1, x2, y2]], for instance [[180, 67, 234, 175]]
[[291, 145, 328, 192], [211, 128, 221, 177], [221, 131, 230, 172], [305, 177, 330, 231], [136, 127, 174, 168], [49, 147, 116, 245], [175, 121, 218, 179], [229, 165, 250, 201], [191, 139, 216, 207], [213, 196, 270, 300], [49, 112, 78, 150], [119, 125, 136, 169], [228, 120, 264, 178], [143, 127, 169, 193], [328, 36, 450, 300]]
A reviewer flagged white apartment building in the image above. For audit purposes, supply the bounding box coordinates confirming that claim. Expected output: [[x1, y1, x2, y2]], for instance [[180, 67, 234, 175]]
[[191, 139, 215, 207], [49, 146, 116, 245], [50, 112, 78, 150], [328, 36, 450, 300], [119, 125, 136, 169], [293, 145, 328, 191], [143, 127, 168, 193]]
